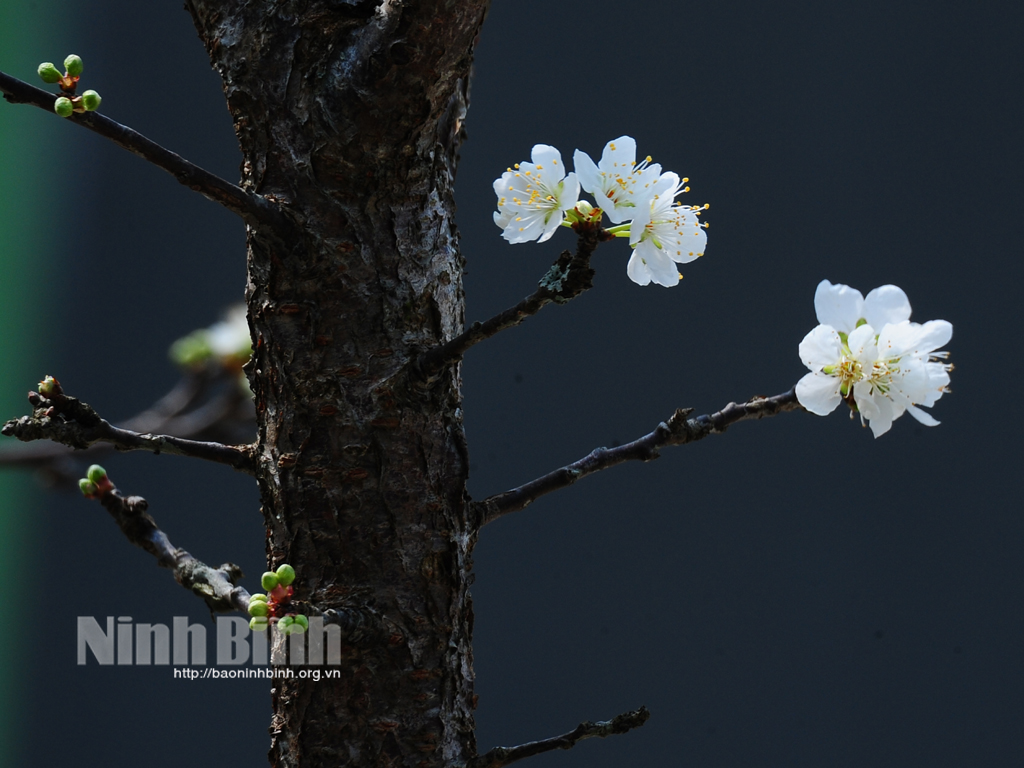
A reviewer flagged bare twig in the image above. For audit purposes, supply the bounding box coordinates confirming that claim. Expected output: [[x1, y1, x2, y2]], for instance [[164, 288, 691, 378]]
[[0, 69, 280, 226], [0, 373, 255, 491], [474, 389, 802, 526], [467, 706, 650, 768], [92, 481, 250, 613], [416, 226, 609, 378], [1, 382, 255, 475]]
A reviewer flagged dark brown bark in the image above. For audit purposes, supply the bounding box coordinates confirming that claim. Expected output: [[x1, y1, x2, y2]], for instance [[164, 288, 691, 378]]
[[183, 2, 488, 766]]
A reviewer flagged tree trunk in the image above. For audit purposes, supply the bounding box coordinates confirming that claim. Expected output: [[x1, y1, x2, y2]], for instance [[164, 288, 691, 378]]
[[185, 2, 490, 766]]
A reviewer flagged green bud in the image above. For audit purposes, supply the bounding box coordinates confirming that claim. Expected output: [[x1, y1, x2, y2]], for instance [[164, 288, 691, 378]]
[[80, 90, 101, 112], [38, 62, 62, 84], [261, 571, 280, 591], [64, 54, 83, 77], [293, 614, 309, 631], [54, 97, 73, 118], [86, 464, 107, 484], [248, 600, 269, 617], [249, 593, 268, 603], [277, 616, 295, 634], [249, 617, 268, 632], [78, 478, 97, 497], [275, 563, 296, 586]]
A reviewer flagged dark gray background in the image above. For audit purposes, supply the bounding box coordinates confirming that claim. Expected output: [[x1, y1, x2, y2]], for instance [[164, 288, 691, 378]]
[[2, 1, 1022, 765]]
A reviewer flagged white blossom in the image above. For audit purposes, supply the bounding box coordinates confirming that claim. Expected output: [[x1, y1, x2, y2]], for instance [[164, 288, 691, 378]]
[[627, 172, 707, 287], [796, 280, 953, 437], [572, 136, 662, 224], [493, 145, 579, 244]]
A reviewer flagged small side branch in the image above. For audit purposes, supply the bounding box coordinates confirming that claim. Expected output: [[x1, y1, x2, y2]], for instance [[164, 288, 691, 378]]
[[475, 388, 801, 526], [0, 69, 279, 226], [1, 380, 255, 475], [93, 480, 250, 613], [468, 706, 650, 768], [417, 226, 608, 378]]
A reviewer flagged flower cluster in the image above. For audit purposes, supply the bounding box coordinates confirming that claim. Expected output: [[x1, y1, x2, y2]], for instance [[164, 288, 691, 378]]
[[795, 280, 953, 437], [493, 137, 708, 287], [248, 563, 309, 635]]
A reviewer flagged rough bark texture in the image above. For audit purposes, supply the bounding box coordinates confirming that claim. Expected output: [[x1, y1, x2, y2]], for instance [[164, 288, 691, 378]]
[[184, 2, 489, 766]]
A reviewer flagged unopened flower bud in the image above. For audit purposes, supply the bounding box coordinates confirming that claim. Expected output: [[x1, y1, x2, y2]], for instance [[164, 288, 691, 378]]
[[275, 563, 296, 586], [37, 375, 61, 398], [248, 600, 269, 617], [575, 200, 595, 218], [293, 614, 309, 631], [249, 617, 268, 632], [86, 464, 108, 485], [38, 62, 62, 84], [79, 479, 97, 497], [54, 97, 73, 118], [64, 55, 83, 77], [261, 571, 279, 591], [249, 593, 268, 603], [277, 616, 295, 635], [80, 90, 101, 112]]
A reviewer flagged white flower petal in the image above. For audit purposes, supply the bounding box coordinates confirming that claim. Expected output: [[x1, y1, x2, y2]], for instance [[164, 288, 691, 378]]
[[864, 284, 912, 328], [814, 280, 864, 333], [847, 323, 878, 360], [796, 371, 843, 415], [626, 250, 652, 286], [905, 404, 940, 426], [854, 387, 895, 438], [599, 135, 636, 170], [798, 324, 843, 369], [878, 319, 952, 359], [572, 149, 601, 196]]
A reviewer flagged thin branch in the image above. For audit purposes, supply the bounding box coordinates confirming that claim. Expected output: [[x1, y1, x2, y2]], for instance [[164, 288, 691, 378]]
[[417, 225, 609, 378], [474, 388, 802, 526], [1, 381, 255, 475], [0, 373, 255, 491], [0, 69, 280, 226], [91, 480, 251, 613], [467, 706, 650, 768]]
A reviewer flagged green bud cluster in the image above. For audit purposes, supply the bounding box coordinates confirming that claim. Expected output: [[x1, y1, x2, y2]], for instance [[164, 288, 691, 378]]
[[78, 465, 112, 499], [37, 54, 102, 116], [248, 563, 303, 631], [278, 615, 309, 635]]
